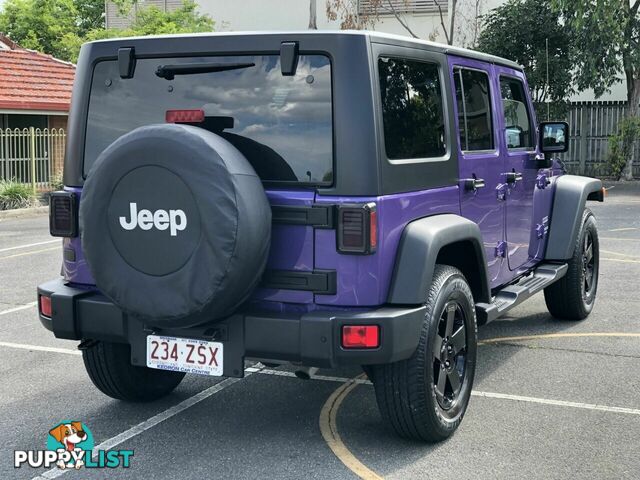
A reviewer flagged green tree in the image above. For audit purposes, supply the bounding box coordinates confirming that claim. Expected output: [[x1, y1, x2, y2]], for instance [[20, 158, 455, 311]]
[[61, 0, 214, 61], [0, 0, 92, 59], [477, 0, 573, 119], [0, 0, 213, 63], [553, 0, 639, 180], [108, 0, 213, 35], [75, 0, 105, 32]]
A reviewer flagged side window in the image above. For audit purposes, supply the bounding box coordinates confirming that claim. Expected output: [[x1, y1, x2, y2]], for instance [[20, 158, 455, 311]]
[[378, 57, 446, 160], [500, 77, 533, 149], [453, 68, 494, 151]]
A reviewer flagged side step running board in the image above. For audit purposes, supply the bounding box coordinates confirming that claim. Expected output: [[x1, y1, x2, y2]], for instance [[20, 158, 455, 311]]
[[476, 263, 568, 324]]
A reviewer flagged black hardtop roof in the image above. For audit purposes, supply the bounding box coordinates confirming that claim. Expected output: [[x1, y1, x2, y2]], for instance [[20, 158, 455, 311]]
[[88, 30, 523, 70]]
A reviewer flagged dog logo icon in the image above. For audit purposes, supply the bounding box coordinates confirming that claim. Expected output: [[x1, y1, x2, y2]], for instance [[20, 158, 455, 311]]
[[14, 420, 133, 470], [47, 421, 92, 470]]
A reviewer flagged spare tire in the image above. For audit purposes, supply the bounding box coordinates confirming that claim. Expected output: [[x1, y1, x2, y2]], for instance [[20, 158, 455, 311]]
[[80, 124, 271, 328]]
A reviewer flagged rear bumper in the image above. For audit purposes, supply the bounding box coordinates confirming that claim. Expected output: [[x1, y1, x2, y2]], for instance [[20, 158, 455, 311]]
[[38, 278, 425, 377]]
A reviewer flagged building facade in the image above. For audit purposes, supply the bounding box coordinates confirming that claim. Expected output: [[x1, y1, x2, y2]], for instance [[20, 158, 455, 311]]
[[104, 0, 626, 102], [0, 34, 74, 130], [0, 34, 74, 186]]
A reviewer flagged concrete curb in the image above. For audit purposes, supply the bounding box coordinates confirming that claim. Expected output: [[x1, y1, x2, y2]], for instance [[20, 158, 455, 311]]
[[0, 205, 48, 220]]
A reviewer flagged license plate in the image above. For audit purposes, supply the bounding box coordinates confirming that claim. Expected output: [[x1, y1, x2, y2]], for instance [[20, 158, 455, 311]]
[[146, 335, 223, 376]]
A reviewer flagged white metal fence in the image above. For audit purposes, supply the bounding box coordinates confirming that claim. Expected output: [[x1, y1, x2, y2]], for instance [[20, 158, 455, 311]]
[[0, 127, 66, 191], [559, 101, 640, 177]]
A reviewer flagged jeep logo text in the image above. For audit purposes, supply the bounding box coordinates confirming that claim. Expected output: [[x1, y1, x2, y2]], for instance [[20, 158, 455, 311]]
[[119, 203, 187, 236]]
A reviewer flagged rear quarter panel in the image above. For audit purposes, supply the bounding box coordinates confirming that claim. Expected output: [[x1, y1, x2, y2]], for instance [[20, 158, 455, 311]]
[[314, 186, 460, 306]]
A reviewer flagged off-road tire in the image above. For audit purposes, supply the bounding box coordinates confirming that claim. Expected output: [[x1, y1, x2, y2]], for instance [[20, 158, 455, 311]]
[[544, 209, 599, 320], [82, 341, 185, 402], [371, 265, 477, 442]]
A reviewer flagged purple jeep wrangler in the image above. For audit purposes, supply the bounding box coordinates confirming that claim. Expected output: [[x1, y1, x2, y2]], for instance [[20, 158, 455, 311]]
[[38, 31, 604, 442]]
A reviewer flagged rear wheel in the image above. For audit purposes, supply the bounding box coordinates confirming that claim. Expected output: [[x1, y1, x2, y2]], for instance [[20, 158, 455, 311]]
[[371, 265, 477, 442], [544, 209, 599, 320], [82, 341, 185, 402]]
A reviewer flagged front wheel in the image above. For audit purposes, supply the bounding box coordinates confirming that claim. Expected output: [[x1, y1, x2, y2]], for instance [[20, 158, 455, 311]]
[[544, 208, 599, 320], [371, 265, 477, 442], [82, 341, 185, 402]]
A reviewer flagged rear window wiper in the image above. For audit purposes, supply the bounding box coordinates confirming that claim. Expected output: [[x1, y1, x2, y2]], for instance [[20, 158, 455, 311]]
[[155, 62, 255, 80]]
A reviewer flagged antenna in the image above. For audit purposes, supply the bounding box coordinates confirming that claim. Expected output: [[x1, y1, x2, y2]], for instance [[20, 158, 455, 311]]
[[546, 37, 550, 121]]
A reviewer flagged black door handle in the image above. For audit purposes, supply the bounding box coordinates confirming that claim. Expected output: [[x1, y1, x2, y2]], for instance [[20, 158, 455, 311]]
[[463, 178, 486, 191], [505, 172, 523, 184]]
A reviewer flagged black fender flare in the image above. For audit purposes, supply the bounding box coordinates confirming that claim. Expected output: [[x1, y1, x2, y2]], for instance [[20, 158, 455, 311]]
[[545, 175, 602, 261], [387, 214, 491, 305]]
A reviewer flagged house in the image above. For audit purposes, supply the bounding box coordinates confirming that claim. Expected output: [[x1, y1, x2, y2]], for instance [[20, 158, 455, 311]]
[[0, 34, 74, 130], [0, 34, 75, 186], [106, 0, 490, 45], [105, 0, 626, 102], [105, 0, 185, 28]]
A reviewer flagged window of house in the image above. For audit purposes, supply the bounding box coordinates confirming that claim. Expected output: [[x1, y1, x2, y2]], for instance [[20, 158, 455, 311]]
[[360, 0, 443, 15], [500, 77, 533, 149], [454, 68, 494, 151], [378, 56, 447, 160], [6, 114, 48, 130]]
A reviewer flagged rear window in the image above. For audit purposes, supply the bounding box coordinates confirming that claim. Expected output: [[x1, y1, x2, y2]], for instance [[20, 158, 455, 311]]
[[84, 55, 333, 185]]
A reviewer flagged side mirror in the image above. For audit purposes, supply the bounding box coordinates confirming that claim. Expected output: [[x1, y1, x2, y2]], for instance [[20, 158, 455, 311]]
[[539, 121, 569, 154]]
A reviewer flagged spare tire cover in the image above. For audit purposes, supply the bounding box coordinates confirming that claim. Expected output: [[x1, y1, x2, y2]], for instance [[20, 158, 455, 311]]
[[80, 124, 271, 327]]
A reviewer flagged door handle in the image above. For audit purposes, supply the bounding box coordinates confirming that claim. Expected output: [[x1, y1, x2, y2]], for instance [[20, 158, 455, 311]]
[[463, 177, 486, 191], [505, 172, 523, 184]]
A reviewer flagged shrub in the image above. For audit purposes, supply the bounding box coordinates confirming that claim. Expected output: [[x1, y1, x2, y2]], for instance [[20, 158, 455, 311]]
[[0, 180, 37, 210], [608, 117, 640, 180], [49, 172, 64, 191]]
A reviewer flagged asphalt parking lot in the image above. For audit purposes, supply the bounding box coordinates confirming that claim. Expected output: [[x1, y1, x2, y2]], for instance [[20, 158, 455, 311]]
[[0, 183, 639, 480]]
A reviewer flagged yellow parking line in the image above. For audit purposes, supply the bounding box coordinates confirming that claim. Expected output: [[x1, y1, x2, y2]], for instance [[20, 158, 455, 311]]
[[600, 249, 637, 258], [0, 246, 58, 260], [319, 373, 384, 480], [320, 332, 640, 479], [602, 257, 640, 264], [600, 237, 640, 242]]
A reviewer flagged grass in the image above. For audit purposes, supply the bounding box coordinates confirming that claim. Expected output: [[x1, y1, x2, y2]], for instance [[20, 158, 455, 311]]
[[0, 180, 37, 210]]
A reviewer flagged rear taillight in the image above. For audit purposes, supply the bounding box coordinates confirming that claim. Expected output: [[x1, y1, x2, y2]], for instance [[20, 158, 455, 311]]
[[165, 109, 205, 124], [49, 191, 78, 237], [39, 295, 52, 318], [341, 325, 380, 349], [337, 203, 377, 254]]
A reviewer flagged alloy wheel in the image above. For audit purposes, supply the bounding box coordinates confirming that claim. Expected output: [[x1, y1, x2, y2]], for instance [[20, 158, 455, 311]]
[[432, 302, 468, 410], [582, 230, 596, 301]]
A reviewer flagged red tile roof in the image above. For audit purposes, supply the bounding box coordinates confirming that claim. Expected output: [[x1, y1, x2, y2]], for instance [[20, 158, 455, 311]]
[[0, 41, 75, 112]]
